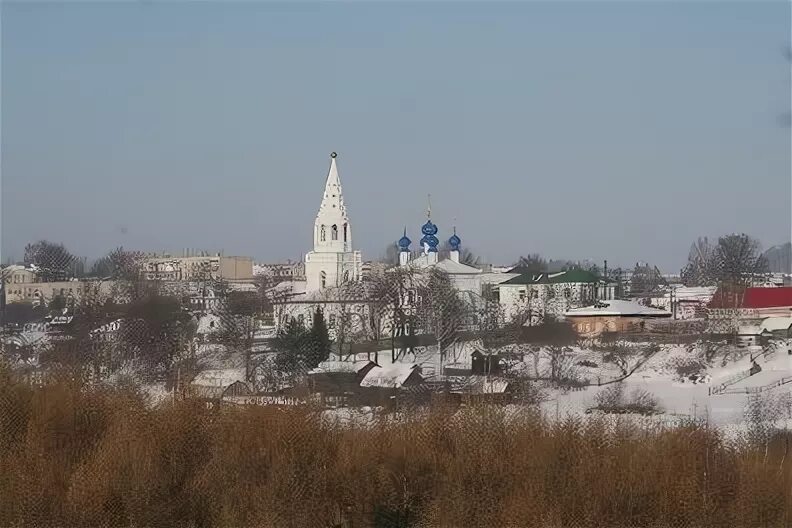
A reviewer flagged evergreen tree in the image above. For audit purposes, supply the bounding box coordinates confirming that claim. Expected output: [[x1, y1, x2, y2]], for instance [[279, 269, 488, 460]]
[[309, 307, 331, 367], [273, 319, 312, 373]]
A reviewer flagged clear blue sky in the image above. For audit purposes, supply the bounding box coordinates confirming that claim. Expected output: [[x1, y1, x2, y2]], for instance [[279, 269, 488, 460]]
[[2, 1, 790, 271]]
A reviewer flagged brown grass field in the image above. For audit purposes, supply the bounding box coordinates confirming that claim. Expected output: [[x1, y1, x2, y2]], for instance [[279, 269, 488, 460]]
[[1, 367, 790, 528]]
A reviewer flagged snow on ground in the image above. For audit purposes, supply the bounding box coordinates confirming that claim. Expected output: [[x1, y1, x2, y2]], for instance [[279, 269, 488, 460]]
[[340, 339, 792, 430]]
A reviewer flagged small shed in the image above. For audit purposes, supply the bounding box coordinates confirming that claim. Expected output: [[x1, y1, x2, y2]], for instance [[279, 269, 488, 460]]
[[307, 360, 377, 394], [189, 380, 252, 401], [471, 350, 502, 376], [360, 363, 423, 389], [760, 317, 792, 338]]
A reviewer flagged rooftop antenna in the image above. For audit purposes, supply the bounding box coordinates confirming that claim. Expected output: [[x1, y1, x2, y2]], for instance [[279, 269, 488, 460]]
[[427, 194, 432, 220]]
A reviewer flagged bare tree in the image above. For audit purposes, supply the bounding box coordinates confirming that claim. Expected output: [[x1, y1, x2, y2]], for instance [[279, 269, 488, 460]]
[[682, 234, 768, 287], [629, 262, 666, 299], [90, 247, 145, 280], [23, 240, 77, 282], [366, 266, 423, 363], [681, 237, 718, 287], [514, 254, 548, 273], [438, 241, 481, 267], [596, 339, 662, 379], [714, 233, 768, 286], [416, 269, 472, 365]]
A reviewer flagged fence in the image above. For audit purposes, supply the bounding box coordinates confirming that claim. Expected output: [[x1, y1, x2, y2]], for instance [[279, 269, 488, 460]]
[[712, 375, 792, 396], [709, 368, 753, 395]]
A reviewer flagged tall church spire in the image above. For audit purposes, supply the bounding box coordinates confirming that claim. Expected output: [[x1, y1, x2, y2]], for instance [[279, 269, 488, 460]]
[[317, 152, 347, 217], [314, 152, 352, 253]]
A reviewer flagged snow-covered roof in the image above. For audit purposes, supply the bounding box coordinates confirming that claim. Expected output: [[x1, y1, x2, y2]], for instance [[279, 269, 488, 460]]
[[481, 272, 521, 285], [403, 255, 481, 274], [360, 363, 421, 388], [462, 377, 511, 394], [760, 317, 792, 333], [565, 300, 671, 317], [434, 259, 482, 275], [308, 360, 374, 375], [196, 314, 222, 335], [738, 325, 762, 336], [673, 286, 717, 302], [192, 368, 246, 387], [89, 319, 123, 336], [267, 280, 307, 298]]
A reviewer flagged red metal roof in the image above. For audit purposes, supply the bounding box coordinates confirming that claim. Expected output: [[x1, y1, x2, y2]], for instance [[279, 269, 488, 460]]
[[708, 287, 792, 309]]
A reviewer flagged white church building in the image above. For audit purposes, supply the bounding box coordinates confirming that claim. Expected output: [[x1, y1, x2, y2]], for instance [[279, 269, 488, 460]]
[[271, 152, 515, 336], [304, 152, 363, 292]]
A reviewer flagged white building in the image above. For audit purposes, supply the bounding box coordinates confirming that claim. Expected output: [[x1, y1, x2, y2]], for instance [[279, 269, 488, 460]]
[[496, 269, 617, 324], [304, 152, 363, 293], [271, 153, 370, 334]]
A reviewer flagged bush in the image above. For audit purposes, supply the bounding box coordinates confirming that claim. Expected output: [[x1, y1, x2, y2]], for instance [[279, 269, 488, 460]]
[[577, 359, 598, 368], [593, 383, 660, 415], [673, 358, 707, 380], [0, 367, 787, 527]]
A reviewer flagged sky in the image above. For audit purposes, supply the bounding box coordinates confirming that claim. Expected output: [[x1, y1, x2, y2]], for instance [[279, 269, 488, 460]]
[[2, 1, 790, 272]]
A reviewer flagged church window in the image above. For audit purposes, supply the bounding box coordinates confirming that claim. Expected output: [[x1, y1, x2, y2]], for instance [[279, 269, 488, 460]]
[[331, 225, 338, 240], [343, 223, 348, 242], [321, 271, 327, 289], [320, 225, 326, 242], [343, 270, 350, 283]]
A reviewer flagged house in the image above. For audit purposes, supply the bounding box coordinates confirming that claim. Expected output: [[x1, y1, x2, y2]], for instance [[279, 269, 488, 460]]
[[497, 269, 617, 324], [760, 316, 792, 338], [307, 360, 378, 394], [707, 286, 792, 333], [470, 350, 502, 376], [648, 286, 716, 320], [457, 376, 513, 404], [359, 363, 423, 389], [564, 299, 671, 336], [141, 253, 253, 281], [189, 380, 252, 402], [736, 316, 792, 347]]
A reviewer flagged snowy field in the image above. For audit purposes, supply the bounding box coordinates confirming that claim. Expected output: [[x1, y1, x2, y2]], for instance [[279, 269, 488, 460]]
[[140, 338, 792, 433]]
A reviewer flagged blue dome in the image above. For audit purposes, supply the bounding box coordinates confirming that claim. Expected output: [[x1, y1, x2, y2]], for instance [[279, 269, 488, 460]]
[[421, 220, 438, 236], [448, 233, 461, 250], [420, 234, 440, 251], [398, 235, 411, 251]]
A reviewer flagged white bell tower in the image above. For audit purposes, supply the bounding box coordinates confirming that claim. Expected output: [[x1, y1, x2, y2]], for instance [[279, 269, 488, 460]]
[[304, 152, 363, 292]]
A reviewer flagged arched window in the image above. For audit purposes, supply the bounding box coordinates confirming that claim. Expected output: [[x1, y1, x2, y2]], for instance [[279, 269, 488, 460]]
[[321, 271, 327, 289], [331, 225, 338, 241], [320, 225, 326, 242], [343, 270, 350, 283], [343, 223, 348, 242]]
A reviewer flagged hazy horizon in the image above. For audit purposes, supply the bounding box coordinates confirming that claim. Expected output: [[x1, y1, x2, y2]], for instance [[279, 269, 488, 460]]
[[3, 2, 790, 272]]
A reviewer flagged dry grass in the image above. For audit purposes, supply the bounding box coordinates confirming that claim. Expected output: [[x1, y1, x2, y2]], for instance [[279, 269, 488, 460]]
[[1, 367, 790, 527]]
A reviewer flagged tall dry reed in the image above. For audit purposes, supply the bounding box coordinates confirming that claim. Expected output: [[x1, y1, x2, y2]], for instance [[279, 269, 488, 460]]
[[0, 367, 790, 527]]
